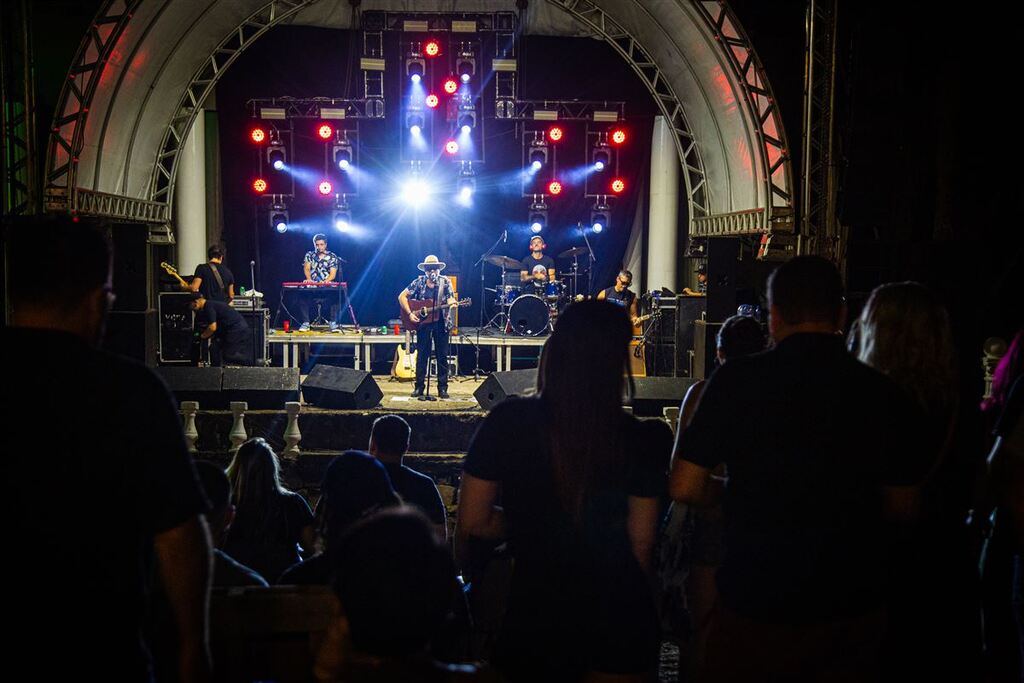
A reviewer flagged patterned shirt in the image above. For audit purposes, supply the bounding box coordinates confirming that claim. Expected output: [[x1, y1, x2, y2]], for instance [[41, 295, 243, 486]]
[[303, 250, 341, 282], [406, 275, 455, 330]]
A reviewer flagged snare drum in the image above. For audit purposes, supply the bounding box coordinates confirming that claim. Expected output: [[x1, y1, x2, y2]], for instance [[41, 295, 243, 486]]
[[544, 280, 564, 301], [507, 294, 550, 336]]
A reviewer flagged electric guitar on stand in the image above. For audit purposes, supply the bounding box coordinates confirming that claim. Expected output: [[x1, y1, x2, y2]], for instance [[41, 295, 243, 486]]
[[391, 330, 417, 381]]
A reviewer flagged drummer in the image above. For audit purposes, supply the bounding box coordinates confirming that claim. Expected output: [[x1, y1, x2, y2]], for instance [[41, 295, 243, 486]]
[[520, 236, 557, 285]]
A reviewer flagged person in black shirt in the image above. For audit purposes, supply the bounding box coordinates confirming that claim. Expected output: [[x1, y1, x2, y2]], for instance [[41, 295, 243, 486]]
[[190, 244, 235, 303], [519, 235, 556, 283], [190, 293, 250, 366], [368, 414, 448, 539], [194, 461, 268, 588], [597, 268, 639, 327], [2, 215, 212, 681], [458, 301, 673, 680], [671, 256, 926, 682]]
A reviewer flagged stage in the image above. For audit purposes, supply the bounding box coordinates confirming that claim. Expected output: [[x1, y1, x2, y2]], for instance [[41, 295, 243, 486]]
[[268, 325, 548, 372]]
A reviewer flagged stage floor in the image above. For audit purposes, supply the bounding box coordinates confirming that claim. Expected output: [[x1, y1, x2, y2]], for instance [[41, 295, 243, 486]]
[[364, 375, 487, 413]]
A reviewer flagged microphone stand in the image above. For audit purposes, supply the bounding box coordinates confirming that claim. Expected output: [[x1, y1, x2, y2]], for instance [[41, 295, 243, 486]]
[[579, 223, 597, 296]]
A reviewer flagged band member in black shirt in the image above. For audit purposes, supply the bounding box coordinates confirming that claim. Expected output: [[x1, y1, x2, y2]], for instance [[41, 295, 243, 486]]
[[190, 245, 235, 303], [520, 235, 557, 283], [597, 269, 640, 327], [190, 294, 250, 366]]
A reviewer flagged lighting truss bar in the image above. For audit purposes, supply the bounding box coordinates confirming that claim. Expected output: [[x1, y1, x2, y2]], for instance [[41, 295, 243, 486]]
[[259, 108, 287, 119], [247, 98, 384, 120], [72, 189, 170, 224], [492, 59, 517, 72], [690, 208, 767, 237], [504, 100, 626, 122], [359, 58, 385, 71], [364, 11, 516, 33], [592, 110, 620, 122]]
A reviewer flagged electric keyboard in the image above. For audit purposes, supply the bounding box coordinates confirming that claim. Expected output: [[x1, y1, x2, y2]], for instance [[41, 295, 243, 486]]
[[281, 281, 345, 289]]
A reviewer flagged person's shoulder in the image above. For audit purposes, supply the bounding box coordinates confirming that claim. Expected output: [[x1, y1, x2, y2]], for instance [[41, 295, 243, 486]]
[[486, 394, 540, 419], [214, 549, 268, 588], [401, 463, 439, 487]]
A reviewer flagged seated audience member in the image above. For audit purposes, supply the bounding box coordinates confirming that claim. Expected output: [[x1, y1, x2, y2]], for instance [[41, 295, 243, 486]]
[[315, 507, 487, 682], [369, 414, 448, 538], [672, 256, 926, 682], [661, 314, 766, 671], [194, 460, 268, 587], [850, 282, 983, 679], [2, 215, 211, 681], [223, 438, 315, 583], [458, 301, 673, 682], [280, 451, 400, 585]]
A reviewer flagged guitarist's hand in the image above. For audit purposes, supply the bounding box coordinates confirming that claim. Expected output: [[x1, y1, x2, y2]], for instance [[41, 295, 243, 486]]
[[631, 317, 640, 327], [416, 308, 428, 319]]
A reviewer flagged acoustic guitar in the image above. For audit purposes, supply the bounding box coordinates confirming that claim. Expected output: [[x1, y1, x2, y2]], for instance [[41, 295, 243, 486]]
[[401, 298, 472, 331]]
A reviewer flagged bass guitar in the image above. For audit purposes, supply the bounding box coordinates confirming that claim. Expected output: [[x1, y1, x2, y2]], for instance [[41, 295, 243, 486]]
[[160, 262, 191, 290], [401, 298, 472, 331]]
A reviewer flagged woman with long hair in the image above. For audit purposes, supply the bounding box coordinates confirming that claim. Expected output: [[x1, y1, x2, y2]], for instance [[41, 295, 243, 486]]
[[222, 437, 316, 583], [850, 281, 983, 680], [457, 300, 673, 681]]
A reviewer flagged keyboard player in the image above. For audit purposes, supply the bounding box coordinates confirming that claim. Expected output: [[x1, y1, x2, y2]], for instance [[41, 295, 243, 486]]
[[298, 233, 342, 331]]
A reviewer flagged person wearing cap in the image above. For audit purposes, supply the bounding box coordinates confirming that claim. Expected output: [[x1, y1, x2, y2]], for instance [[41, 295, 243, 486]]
[[519, 235, 557, 284], [682, 264, 708, 296], [398, 255, 457, 399]]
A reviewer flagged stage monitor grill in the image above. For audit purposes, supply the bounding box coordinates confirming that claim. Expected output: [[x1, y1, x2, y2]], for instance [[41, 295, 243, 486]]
[[628, 377, 698, 417], [301, 365, 383, 409]]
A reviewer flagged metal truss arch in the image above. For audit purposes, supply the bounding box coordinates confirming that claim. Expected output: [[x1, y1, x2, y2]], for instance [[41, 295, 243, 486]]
[[545, 0, 710, 226], [149, 0, 320, 208]]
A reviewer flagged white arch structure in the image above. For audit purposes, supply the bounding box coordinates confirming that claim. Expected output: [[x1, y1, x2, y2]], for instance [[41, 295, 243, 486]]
[[44, 0, 793, 238]]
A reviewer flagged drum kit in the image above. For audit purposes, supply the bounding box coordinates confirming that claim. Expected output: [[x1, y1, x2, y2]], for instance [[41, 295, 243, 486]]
[[483, 246, 592, 336]]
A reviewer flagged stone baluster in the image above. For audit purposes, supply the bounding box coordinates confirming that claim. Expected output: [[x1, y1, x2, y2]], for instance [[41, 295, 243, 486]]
[[181, 401, 199, 454], [229, 401, 248, 452], [282, 401, 302, 459]]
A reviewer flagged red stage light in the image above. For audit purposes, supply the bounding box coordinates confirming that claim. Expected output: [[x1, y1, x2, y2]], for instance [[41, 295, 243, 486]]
[[443, 78, 459, 94], [252, 178, 267, 193], [424, 40, 441, 57], [250, 127, 266, 143], [548, 180, 563, 195], [425, 94, 439, 109], [318, 180, 333, 195], [444, 140, 459, 155], [547, 126, 564, 143], [610, 128, 627, 145], [317, 123, 333, 140], [611, 178, 626, 194]]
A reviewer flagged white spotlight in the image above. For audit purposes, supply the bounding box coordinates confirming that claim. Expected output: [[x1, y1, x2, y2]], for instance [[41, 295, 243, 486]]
[[461, 124, 471, 135], [275, 221, 288, 233], [401, 179, 430, 207], [592, 222, 604, 233], [594, 160, 606, 171], [411, 74, 421, 84], [273, 160, 285, 171], [339, 159, 350, 170], [410, 124, 422, 136], [530, 222, 543, 234]]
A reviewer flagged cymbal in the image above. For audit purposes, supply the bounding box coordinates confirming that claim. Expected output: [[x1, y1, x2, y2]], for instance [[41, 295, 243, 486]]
[[485, 255, 522, 269], [558, 246, 591, 258]]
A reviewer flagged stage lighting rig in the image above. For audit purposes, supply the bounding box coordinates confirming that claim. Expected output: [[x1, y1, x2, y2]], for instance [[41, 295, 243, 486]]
[[425, 94, 439, 108], [547, 180, 563, 196], [443, 78, 459, 95], [528, 197, 548, 234], [457, 54, 475, 83], [457, 112, 476, 134], [267, 144, 286, 171], [444, 140, 460, 155], [316, 123, 334, 140], [333, 139, 353, 170], [590, 201, 610, 233], [333, 199, 352, 232], [318, 180, 334, 196], [547, 126, 564, 143], [406, 113, 425, 136], [592, 144, 612, 172], [270, 198, 289, 233], [406, 56, 425, 83], [252, 178, 268, 194], [610, 178, 626, 194], [250, 126, 266, 143], [610, 128, 627, 145], [424, 39, 441, 57]]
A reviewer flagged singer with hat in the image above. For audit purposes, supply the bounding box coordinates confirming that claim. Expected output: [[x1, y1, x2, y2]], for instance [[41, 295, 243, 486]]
[[398, 255, 457, 399]]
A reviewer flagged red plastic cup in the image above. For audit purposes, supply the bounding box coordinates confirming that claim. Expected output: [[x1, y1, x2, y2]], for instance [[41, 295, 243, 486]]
[[393, 324, 400, 335], [283, 320, 290, 333]]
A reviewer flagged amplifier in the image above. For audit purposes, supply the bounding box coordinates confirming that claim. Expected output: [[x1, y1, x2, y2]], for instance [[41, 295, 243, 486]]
[[240, 308, 271, 366], [158, 292, 194, 363], [231, 295, 263, 310]]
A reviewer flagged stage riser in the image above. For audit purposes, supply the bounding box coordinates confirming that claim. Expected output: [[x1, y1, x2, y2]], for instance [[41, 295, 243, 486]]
[[188, 410, 483, 455]]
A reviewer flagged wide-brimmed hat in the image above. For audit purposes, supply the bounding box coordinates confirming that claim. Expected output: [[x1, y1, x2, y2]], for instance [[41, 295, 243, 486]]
[[418, 254, 446, 272]]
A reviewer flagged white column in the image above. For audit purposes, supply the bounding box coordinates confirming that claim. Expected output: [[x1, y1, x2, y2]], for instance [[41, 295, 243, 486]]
[[623, 188, 645, 289], [646, 116, 679, 293], [175, 114, 208, 275]]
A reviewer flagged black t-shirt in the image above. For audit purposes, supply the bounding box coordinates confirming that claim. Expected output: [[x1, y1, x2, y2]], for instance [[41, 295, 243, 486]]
[[2, 328, 208, 680], [201, 300, 249, 350], [521, 254, 555, 279], [602, 286, 636, 311], [464, 396, 672, 675], [214, 549, 268, 588], [383, 463, 447, 528], [682, 333, 927, 622], [193, 262, 234, 303], [223, 490, 314, 584]]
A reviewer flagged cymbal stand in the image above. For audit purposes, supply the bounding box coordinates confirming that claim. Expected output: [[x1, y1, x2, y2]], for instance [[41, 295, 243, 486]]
[[579, 223, 597, 296]]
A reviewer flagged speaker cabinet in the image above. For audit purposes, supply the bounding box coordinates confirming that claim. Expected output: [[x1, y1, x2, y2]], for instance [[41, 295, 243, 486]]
[[301, 365, 383, 409], [157, 367, 225, 408], [223, 367, 299, 408], [104, 309, 158, 366], [674, 296, 707, 377], [628, 377, 698, 417], [707, 238, 740, 322], [159, 293, 194, 363], [474, 369, 537, 411]]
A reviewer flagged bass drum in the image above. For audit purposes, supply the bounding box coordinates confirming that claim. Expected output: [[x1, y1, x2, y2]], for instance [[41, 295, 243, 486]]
[[507, 294, 550, 336]]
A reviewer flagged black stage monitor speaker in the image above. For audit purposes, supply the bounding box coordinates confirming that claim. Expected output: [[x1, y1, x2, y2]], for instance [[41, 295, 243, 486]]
[[474, 369, 537, 411], [301, 365, 383, 409], [157, 367, 225, 408], [223, 367, 300, 409], [628, 377, 699, 417]]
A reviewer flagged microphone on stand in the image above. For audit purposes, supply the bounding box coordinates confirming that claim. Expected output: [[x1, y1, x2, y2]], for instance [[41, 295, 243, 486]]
[[249, 260, 256, 293]]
